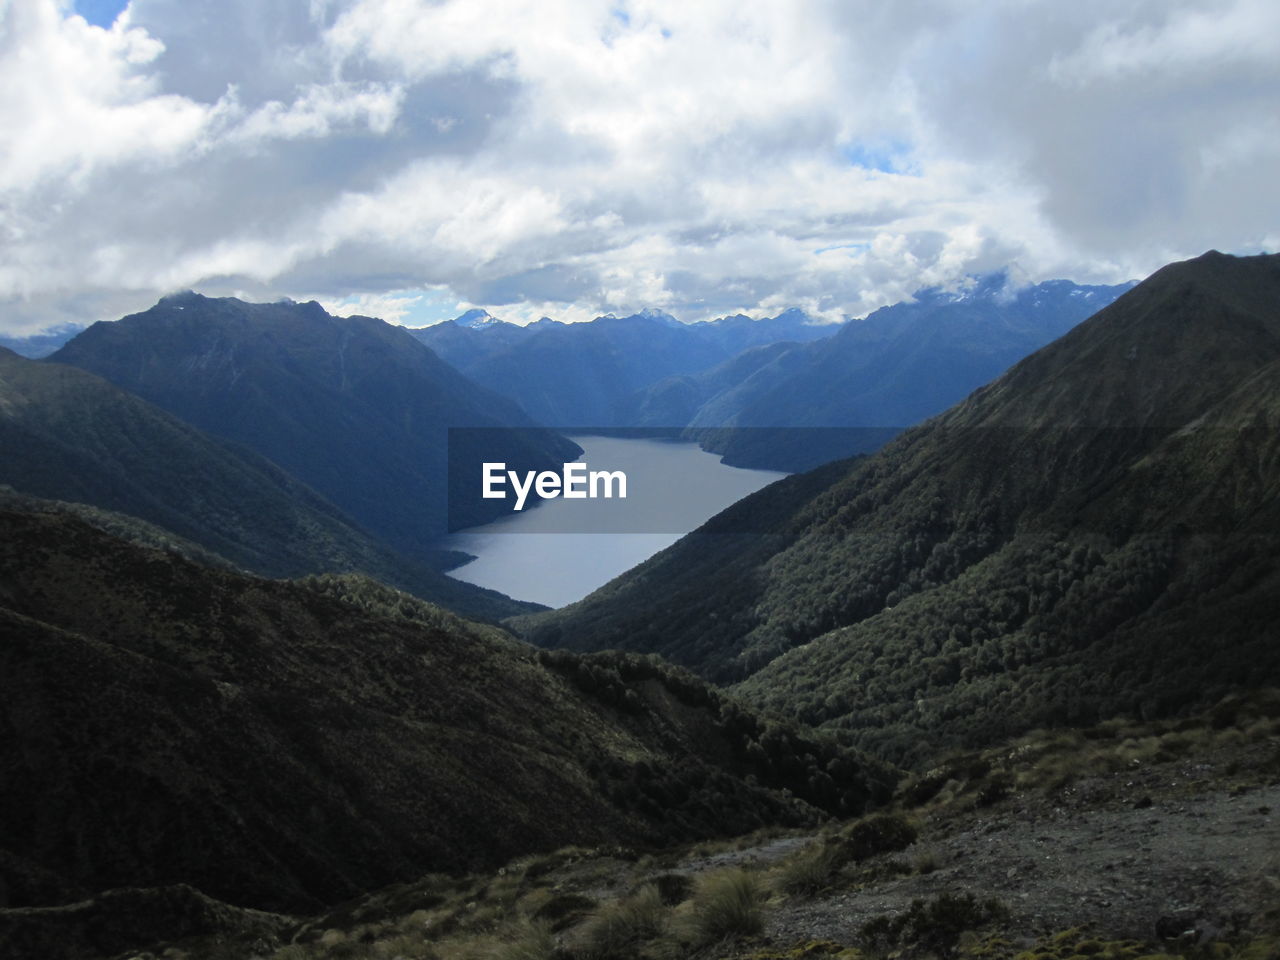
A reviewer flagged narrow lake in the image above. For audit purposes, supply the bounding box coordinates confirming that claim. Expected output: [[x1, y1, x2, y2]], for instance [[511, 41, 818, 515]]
[[440, 435, 787, 608]]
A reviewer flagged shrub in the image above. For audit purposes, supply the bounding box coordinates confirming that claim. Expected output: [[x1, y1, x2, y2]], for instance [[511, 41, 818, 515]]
[[836, 813, 918, 864]]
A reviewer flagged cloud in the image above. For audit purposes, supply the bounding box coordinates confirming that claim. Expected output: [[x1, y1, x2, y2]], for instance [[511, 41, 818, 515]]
[[0, 0, 1276, 335]]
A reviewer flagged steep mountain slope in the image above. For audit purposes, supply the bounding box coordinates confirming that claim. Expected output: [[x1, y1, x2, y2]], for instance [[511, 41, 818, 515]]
[[520, 252, 1280, 764], [411, 308, 837, 427], [0, 507, 895, 918], [51, 293, 579, 555], [681, 277, 1132, 470], [0, 349, 535, 620]]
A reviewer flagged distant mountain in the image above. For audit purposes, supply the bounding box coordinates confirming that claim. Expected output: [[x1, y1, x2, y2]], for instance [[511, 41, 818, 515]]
[[0, 507, 894, 920], [674, 276, 1133, 470], [410, 307, 838, 427], [518, 252, 1280, 765], [51, 293, 580, 557], [454, 307, 506, 328], [0, 326, 81, 358], [411, 284, 1129, 472], [0, 348, 537, 620]]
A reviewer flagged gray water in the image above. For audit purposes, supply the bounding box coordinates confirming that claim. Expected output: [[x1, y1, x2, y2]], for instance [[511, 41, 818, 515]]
[[441, 435, 787, 608]]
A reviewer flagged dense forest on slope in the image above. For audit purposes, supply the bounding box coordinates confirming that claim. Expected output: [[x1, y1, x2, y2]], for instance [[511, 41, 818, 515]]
[[0, 505, 894, 916], [51, 293, 579, 556], [0, 349, 537, 620], [520, 252, 1280, 765]]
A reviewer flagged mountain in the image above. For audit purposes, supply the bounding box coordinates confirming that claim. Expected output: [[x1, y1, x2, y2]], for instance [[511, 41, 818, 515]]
[[673, 276, 1133, 470], [410, 307, 838, 427], [0, 348, 537, 620], [50, 293, 580, 556], [518, 252, 1280, 765], [0, 506, 895, 921]]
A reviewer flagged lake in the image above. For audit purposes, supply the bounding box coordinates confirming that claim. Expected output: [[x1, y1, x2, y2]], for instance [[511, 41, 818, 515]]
[[439, 435, 787, 608]]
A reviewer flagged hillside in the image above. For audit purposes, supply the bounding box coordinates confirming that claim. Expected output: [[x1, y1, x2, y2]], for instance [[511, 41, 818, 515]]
[[519, 252, 1280, 765], [0, 506, 895, 926], [0, 349, 536, 621], [50, 293, 579, 556]]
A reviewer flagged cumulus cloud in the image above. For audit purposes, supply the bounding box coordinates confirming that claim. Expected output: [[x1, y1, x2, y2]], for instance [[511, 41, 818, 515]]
[[0, 0, 1275, 334]]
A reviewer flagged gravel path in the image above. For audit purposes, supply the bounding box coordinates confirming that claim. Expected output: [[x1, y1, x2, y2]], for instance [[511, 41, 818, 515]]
[[767, 779, 1279, 946]]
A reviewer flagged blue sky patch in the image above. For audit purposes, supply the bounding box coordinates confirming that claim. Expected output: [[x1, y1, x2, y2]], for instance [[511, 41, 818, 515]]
[[74, 0, 128, 28], [839, 140, 915, 175]]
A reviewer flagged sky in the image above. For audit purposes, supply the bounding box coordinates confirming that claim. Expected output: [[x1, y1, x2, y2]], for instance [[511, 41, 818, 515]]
[[0, 0, 1277, 335]]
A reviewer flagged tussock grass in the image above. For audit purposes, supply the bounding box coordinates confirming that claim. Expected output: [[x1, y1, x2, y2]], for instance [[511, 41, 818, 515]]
[[484, 920, 557, 960], [685, 868, 767, 946], [776, 843, 844, 897], [579, 883, 667, 958]]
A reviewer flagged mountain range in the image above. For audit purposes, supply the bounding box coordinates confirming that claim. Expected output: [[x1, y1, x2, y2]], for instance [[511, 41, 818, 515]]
[[518, 251, 1280, 765], [409, 306, 838, 428], [413, 278, 1131, 472]]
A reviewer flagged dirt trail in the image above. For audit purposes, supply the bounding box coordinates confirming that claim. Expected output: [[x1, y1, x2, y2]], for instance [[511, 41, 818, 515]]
[[767, 777, 1279, 946]]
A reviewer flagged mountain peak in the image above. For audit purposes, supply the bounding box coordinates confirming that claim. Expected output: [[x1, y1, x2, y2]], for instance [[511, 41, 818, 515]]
[[455, 308, 501, 328], [636, 307, 680, 325]]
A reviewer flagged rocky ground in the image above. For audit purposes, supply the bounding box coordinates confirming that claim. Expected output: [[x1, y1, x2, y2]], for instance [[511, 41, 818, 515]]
[[766, 770, 1278, 948]]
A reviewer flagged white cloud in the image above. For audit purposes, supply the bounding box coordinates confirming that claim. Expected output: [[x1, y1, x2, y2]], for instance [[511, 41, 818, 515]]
[[0, 0, 1276, 335]]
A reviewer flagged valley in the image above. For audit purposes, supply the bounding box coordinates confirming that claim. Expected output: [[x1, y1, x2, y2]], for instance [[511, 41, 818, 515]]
[[0, 252, 1277, 960], [4, 5, 1277, 959]]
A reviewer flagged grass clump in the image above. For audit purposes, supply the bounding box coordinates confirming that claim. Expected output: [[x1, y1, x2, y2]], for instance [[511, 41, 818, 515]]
[[485, 920, 557, 960], [777, 844, 845, 897], [579, 883, 667, 958], [686, 868, 768, 947]]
